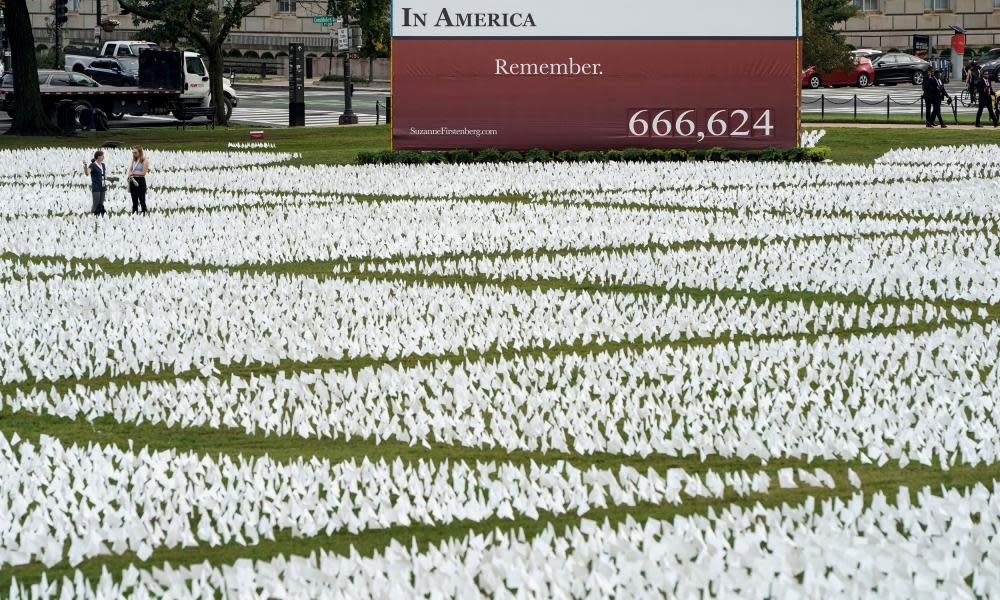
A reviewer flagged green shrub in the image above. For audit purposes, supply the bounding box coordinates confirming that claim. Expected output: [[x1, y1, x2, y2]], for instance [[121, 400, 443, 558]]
[[261, 51, 275, 60], [357, 145, 824, 165], [621, 148, 646, 162], [668, 149, 688, 162], [446, 149, 475, 163], [36, 50, 58, 69], [372, 150, 394, 164], [578, 151, 607, 163], [759, 148, 784, 162], [476, 148, 504, 163], [806, 146, 831, 162], [226, 49, 243, 58], [243, 50, 260, 59], [524, 148, 552, 163]]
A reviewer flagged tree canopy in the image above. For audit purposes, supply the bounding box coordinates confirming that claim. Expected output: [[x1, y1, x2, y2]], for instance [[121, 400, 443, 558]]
[[118, 0, 266, 124], [803, 0, 859, 72]]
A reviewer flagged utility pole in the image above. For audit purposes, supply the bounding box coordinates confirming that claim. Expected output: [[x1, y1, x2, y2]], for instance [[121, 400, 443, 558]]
[[96, 0, 102, 47]]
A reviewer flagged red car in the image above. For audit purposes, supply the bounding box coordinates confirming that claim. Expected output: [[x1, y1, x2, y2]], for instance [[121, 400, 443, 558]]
[[802, 58, 875, 89]]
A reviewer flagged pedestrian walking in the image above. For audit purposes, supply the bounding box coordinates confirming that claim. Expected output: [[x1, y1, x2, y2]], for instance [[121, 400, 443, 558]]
[[923, 67, 951, 128], [82, 150, 107, 216], [126, 146, 149, 214], [976, 71, 998, 128]]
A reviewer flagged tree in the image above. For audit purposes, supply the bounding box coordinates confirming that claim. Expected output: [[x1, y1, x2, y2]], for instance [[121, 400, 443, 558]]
[[117, 0, 266, 124], [802, 0, 858, 72], [2, 0, 58, 134], [356, 0, 389, 58], [328, 0, 389, 56]]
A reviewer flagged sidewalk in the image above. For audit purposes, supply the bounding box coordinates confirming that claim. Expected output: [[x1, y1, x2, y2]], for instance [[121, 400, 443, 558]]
[[231, 77, 390, 92]]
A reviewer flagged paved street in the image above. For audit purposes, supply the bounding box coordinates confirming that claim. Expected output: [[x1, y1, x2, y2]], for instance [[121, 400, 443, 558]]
[[0, 84, 389, 131], [230, 84, 387, 127]]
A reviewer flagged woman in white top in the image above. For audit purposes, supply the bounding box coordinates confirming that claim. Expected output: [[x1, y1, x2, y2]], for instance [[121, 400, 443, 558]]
[[127, 146, 149, 214]]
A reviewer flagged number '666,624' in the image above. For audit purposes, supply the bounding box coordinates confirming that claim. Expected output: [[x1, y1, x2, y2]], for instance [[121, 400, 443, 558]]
[[628, 109, 775, 139]]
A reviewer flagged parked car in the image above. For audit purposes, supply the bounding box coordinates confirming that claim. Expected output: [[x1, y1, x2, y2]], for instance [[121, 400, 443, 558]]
[[1, 70, 102, 119], [802, 58, 875, 89], [18, 70, 102, 89], [972, 51, 1000, 81], [83, 58, 139, 86], [852, 49, 883, 61], [970, 48, 1000, 68], [871, 52, 930, 85]]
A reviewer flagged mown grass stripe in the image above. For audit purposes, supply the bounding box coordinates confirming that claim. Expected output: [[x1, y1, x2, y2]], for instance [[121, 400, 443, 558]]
[[1, 460, 995, 591]]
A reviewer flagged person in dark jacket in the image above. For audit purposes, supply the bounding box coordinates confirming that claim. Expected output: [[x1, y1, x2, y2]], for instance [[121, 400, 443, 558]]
[[922, 67, 951, 128], [976, 71, 998, 128], [82, 150, 107, 216]]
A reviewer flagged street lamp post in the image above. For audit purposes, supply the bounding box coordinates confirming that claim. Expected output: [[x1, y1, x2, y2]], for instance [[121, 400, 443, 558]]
[[96, 0, 102, 46], [339, 51, 358, 124], [338, 18, 358, 125]]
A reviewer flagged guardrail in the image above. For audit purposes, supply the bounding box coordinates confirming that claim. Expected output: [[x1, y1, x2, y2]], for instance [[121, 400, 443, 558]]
[[802, 93, 959, 122]]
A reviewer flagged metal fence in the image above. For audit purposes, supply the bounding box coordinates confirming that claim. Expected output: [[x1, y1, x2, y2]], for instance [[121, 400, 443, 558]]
[[224, 58, 282, 76], [802, 93, 960, 122]]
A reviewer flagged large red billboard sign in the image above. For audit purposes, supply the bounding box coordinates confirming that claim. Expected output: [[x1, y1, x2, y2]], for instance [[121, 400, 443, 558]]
[[391, 1, 802, 151]]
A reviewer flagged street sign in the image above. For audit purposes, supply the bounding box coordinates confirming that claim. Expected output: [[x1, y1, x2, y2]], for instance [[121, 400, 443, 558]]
[[338, 28, 349, 51], [288, 43, 305, 127], [312, 15, 337, 25]]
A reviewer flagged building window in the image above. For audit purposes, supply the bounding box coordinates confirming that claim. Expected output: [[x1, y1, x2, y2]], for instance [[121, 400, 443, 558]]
[[924, 0, 950, 10], [277, 0, 296, 13], [68, 0, 80, 11], [995, 0, 1000, 8], [854, 0, 879, 10]]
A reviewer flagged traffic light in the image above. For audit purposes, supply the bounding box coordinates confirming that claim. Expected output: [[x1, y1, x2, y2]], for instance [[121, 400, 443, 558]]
[[55, 0, 69, 25]]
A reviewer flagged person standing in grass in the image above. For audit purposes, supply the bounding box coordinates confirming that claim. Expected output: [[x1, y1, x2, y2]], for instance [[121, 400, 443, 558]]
[[82, 150, 107, 216], [126, 146, 149, 214]]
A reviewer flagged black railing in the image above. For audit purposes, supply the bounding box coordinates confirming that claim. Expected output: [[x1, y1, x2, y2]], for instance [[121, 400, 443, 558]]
[[803, 93, 959, 123]]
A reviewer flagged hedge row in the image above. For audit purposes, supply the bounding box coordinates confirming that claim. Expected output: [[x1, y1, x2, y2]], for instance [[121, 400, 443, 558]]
[[357, 146, 830, 165]]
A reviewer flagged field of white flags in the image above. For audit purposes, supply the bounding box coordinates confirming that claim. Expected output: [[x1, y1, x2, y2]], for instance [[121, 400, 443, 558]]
[[0, 139, 999, 598]]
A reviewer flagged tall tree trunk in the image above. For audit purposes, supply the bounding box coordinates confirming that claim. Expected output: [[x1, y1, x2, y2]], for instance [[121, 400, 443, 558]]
[[3, 0, 58, 135], [206, 43, 229, 125]]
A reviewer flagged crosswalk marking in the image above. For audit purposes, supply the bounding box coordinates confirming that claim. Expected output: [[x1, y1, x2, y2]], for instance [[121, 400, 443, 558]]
[[231, 107, 380, 127]]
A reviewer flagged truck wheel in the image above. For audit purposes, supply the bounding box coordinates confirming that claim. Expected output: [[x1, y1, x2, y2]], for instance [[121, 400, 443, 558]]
[[72, 101, 94, 130], [94, 109, 110, 131]]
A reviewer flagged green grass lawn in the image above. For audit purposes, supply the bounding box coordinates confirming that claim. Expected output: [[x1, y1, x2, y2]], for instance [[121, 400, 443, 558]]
[[1, 121, 997, 167], [0, 125, 391, 166]]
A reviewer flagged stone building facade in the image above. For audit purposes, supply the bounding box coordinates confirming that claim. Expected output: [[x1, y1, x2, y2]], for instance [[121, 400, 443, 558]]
[[840, 0, 1000, 52], [29, 0, 338, 53]]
